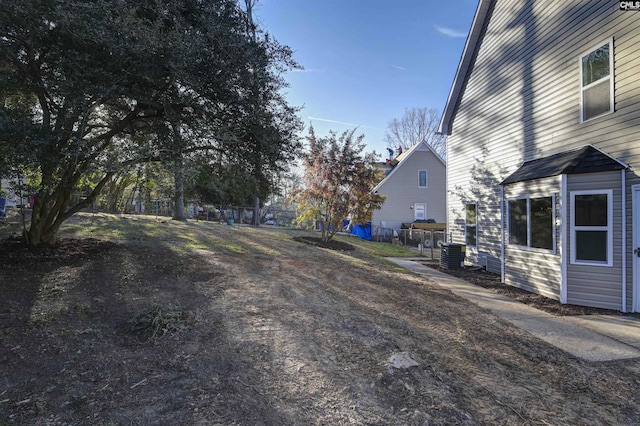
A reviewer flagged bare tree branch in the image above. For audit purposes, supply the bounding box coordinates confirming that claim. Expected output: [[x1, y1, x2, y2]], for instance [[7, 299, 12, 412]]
[[384, 107, 446, 158]]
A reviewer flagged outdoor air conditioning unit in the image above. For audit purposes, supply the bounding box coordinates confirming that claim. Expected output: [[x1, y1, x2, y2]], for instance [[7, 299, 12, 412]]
[[440, 243, 464, 269]]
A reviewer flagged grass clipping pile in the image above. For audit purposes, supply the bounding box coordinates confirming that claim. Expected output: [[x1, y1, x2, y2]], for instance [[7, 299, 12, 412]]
[[119, 304, 192, 340], [1, 212, 640, 425]]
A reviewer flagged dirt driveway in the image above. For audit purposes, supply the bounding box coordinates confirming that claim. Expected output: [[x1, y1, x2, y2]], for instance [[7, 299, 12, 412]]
[[1, 213, 640, 424]]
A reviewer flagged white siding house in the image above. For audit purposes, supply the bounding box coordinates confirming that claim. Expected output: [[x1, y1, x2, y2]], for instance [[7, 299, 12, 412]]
[[371, 141, 446, 233], [439, 0, 640, 311], [0, 177, 28, 208]]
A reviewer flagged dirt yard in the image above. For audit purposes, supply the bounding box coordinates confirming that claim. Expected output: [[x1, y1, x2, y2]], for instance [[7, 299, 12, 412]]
[[2, 212, 640, 425]]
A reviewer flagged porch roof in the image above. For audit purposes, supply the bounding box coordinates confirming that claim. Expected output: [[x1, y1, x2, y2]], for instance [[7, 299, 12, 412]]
[[501, 145, 627, 185]]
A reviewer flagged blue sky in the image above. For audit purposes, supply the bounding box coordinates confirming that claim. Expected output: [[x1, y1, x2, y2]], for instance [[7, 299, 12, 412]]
[[256, 0, 478, 156]]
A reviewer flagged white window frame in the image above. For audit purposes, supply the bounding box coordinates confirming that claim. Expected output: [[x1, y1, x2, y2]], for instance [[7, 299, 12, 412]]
[[570, 189, 613, 267], [507, 194, 556, 253], [579, 37, 614, 123], [418, 170, 428, 188], [465, 202, 477, 248]]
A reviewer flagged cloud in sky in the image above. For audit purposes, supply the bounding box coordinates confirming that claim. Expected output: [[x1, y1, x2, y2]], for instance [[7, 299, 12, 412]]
[[391, 65, 407, 71], [435, 26, 467, 38], [307, 116, 383, 131], [290, 68, 325, 73]]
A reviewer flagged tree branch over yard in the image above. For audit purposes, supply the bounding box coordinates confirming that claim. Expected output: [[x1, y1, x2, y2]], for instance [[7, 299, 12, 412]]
[[289, 127, 385, 243]]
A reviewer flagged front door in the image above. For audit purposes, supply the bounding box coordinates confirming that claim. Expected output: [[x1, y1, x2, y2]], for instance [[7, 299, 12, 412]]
[[414, 203, 426, 221], [634, 185, 640, 312]]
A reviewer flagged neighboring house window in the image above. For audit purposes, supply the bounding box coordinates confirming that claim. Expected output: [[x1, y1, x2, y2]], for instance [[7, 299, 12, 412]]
[[414, 203, 426, 221], [570, 190, 613, 266], [508, 195, 554, 250], [580, 38, 614, 122], [465, 203, 477, 247], [418, 170, 428, 188]]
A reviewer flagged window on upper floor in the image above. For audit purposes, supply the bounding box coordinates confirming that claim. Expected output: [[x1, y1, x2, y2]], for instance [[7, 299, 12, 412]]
[[580, 38, 614, 122], [418, 170, 428, 188]]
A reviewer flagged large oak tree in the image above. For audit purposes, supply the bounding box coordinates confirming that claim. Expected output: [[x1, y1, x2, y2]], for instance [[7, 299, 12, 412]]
[[0, 0, 300, 245]]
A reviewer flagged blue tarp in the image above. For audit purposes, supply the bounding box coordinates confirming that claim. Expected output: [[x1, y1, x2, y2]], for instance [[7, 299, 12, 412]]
[[350, 222, 372, 240], [0, 198, 5, 218]]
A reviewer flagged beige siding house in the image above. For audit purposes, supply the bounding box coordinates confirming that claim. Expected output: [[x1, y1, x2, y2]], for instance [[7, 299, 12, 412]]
[[371, 141, 446, 233], [439, 0, 640, 311]]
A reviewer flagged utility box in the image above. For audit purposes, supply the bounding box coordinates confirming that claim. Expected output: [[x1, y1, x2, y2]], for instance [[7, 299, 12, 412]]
[[440, 243, 464, 269]]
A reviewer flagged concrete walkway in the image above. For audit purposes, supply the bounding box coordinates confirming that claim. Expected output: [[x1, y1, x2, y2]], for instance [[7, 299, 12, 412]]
[[386, 258, 640, 362]]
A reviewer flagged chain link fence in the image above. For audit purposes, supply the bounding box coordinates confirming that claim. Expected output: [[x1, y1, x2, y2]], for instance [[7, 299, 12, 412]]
[[372, 225, 447, 260]]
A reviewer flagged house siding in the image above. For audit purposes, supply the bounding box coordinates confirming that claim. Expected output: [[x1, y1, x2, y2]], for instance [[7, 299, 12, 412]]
[[372, 145, 446, 232], [444, 0, 640, 310], [566, 172, 624, 310], [503, 176, 561, 300]]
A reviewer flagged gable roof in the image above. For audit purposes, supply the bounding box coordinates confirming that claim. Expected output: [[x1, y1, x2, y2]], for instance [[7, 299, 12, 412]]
[[438, 0, 493, 136], [372, 141, 445, 193], [501, 145, 628, 185]]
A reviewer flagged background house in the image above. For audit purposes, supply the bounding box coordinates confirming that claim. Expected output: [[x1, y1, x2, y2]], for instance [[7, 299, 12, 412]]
[[439, 0, 640, 312], [371, 141, 446, 234], [0, 177, 28, 209]]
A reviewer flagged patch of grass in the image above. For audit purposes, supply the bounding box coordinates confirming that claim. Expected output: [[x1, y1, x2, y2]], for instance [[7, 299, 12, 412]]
[[70, 302, 93, 319], [60, 213, 183, 241], [120, 304, 190, 339], [182, 241, 210, 250], [59, 213, 134, 239], [330, 250, 371, 268], [333, 235, 416, 257], [218, 241, 249, 254]]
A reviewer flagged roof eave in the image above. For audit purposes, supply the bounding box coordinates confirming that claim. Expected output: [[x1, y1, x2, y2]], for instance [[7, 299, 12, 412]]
[[500, 145, 628, 185]]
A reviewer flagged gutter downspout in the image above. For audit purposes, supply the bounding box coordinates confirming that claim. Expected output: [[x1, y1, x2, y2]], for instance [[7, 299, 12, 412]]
[[622, 170, 627, 312], [500, 185, 505, 283], [560, 174, 567, 304], [633, 185, 640, 313]]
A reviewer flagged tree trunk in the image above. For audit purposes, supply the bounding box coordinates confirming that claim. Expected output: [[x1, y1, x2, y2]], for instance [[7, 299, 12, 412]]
[[172, 156, 186, 221], [252, 195, 260, 226], [24, 171, 115, 247], [25, 191, 69, 246], [25, 196, 55, 246], [143, 165, 152, 215]]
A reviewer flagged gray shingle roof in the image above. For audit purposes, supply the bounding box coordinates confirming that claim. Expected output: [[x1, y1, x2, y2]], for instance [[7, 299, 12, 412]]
[[501, 145, 626, 185]]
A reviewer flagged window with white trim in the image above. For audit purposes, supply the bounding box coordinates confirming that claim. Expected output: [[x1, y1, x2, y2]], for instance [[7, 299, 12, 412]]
[[418, 170, 428, 188], [570, 190, 613, 266], [465, 203, 477, 247], [580, 38, 614, 122], [508, 195, 555, 250]]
